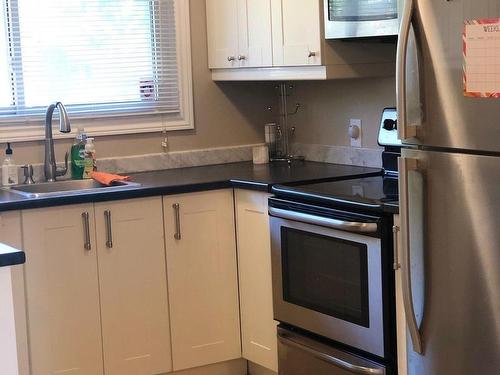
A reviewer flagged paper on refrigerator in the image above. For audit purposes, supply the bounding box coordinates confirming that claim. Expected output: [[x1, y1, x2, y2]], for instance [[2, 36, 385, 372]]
[[463, 18, 500, 98]]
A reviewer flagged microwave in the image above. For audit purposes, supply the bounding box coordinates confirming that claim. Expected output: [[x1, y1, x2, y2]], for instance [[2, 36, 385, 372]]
[[324, 0, 401, 39]]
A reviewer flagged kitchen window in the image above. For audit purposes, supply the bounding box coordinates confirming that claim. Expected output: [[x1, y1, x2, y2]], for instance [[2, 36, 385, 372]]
[[0, 0, 193, 141]]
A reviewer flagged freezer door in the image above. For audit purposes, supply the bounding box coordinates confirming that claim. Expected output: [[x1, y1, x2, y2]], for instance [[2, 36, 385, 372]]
[[400, 149, 500, 374], [398, 0, 500, 152]]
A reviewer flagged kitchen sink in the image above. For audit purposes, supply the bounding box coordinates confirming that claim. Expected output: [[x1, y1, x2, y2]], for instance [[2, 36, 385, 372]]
[[4, 179, 142, 198]]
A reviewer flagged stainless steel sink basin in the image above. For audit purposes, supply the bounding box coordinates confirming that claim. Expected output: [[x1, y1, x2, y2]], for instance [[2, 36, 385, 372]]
[[4, 179, 142, 198]]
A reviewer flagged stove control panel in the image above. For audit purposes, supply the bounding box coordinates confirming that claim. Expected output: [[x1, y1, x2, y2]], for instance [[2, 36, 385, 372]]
[[378, 108, 402, 147]]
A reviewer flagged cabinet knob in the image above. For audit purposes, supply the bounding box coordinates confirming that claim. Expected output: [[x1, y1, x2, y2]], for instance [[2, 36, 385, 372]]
[[308, 51, 317, 58], [237, 55, 246, 61], [227, 56, 236, 62]]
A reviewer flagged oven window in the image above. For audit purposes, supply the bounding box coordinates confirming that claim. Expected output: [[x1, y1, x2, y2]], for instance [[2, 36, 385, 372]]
[[281, 227, 369, 328], [329, 0, 398, 22]]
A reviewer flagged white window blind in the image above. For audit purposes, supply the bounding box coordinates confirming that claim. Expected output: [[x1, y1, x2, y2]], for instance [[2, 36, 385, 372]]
[[0, 0, 180, 122]]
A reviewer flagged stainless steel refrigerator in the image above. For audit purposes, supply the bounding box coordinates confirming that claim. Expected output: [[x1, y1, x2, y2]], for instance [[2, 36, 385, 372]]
[[396, 0, 500, 374]]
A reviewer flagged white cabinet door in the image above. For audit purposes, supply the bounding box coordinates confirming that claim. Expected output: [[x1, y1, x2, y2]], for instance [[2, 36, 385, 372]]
[[22, 204, 104, 375], [238, 0, 273, 67], [164, 190, 241, 371], [95, 197, 172, 375], [271, 0, 322, 66], [0, 211, 29, 375], [235, 190, 278, 372], [206, 0, 239, 68]]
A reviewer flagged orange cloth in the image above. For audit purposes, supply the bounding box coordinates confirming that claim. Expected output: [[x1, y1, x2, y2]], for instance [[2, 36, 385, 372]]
[[91, 171, 131, 186]]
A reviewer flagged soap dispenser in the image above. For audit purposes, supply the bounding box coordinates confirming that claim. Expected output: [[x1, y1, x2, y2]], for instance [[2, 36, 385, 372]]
[[2, 143, 18, 186]]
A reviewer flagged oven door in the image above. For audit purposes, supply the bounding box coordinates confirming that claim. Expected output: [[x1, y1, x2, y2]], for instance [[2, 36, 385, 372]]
[[278, 327, 386, 375], [270, 204, 385, 357], [324, 0, 400, 39]]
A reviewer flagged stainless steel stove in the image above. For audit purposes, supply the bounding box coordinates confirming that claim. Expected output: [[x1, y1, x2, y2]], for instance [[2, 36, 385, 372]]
[[272, 108, 401, 214], [269, 108, 400, 375]]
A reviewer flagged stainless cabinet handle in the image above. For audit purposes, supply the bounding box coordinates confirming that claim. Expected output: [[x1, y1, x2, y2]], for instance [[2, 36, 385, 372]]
[[278, 329, 385, 375], [82, 212, 91, 251], [396, 0, 417, 140], [308, 51, 317, 58], [393, 225, 400, 270], [237, 55, 246, 60], [227, 56, 236, 62], [104, 210, 113, 248], [173, 203, 181, 240], [398, 157, 423, 354]]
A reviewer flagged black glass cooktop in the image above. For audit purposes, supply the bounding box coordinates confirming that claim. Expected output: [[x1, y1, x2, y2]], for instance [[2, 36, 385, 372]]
[[272, 175, 399, 213]]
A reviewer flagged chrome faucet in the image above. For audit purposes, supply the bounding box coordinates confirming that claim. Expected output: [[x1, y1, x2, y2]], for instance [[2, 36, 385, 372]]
[[44, 102, 71, 182]]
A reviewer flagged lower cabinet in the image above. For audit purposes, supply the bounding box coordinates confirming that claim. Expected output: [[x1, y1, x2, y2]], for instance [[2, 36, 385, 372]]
[[22, 197, 172, 375], [94, 198, 172, 375], [163, 189, 241, 371], [19, 188, 275, 374], [235, 189, 278, 372], [22, 203, 104, 375]]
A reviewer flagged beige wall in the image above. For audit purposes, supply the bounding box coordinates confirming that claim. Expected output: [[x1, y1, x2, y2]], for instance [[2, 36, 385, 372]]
[[5, 0, 276, 165], [4, 0, 396, 166], [289, 76, 396, 149]]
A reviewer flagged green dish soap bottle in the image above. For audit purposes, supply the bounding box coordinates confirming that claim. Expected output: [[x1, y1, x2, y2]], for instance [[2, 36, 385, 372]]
[[71, 128, 87, 179]]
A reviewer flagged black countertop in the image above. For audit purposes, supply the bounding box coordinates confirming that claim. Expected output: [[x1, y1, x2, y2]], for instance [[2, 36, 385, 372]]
[[0, 161, 383, 212], [272, 175, 399, 214], [0, 243, 25, 268]]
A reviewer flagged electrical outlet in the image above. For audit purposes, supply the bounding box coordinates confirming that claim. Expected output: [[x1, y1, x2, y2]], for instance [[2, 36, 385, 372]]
[[349, 119, 362, 148], [161, 129, 169, 153]]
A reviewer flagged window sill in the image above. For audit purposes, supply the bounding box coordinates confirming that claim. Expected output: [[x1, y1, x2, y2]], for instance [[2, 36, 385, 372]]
[[0, 113, 194, 143]]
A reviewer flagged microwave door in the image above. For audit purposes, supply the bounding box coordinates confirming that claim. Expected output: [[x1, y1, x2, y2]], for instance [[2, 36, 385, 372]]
[[325, 0, 400, 39]]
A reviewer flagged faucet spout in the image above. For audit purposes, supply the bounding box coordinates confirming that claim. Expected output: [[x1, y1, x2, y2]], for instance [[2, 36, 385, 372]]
[[44, 102, 71, 182]]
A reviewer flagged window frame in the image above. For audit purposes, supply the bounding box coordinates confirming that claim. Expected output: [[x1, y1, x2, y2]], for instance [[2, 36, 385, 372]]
[[0, 0, 194, 142]]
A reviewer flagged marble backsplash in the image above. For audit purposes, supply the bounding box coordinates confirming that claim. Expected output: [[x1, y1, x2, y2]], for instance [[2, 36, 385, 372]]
[[291, 143, 383, 168], [97, 143, 257, 174], [22, 143, 258, 182], [15, 142, 382, 183]]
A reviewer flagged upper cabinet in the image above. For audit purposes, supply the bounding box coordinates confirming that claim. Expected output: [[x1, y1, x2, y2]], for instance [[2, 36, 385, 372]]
[[206, 0, 239, 68], [272, 0, 321, 66], [207, 0, 397, 80], [207, 0, 273, 68]]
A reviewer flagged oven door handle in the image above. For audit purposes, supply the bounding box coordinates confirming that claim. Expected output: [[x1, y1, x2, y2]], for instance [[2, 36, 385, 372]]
[[269, 207, 378, 234], [278, 330, 385, 375]]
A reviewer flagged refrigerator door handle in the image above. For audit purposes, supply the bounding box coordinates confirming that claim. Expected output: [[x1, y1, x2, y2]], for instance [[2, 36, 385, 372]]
[[398, 156, 424, 355], [396, 0, 417, 140]]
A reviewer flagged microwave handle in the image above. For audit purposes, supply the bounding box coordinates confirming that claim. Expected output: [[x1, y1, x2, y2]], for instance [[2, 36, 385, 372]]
[[396, 0, 417, 140], [278, 329, 385, 375], [269, 207, 378, 234]]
